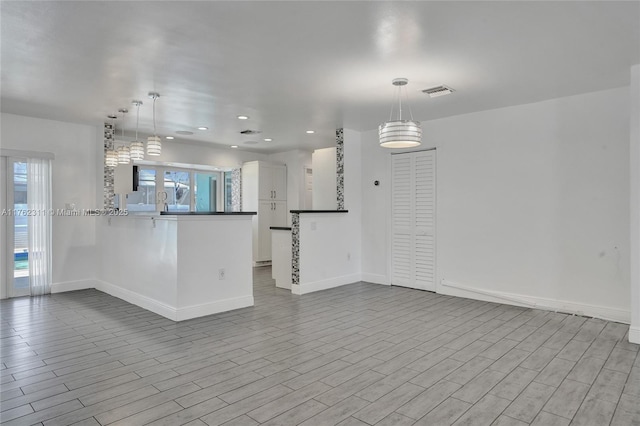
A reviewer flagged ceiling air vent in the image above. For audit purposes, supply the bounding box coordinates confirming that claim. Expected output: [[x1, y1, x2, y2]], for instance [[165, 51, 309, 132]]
[[240, 129, 261, 135], [422, 85, 454, 98]]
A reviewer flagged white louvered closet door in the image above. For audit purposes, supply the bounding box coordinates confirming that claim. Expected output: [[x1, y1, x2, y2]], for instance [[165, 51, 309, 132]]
[[391, 150, 436, 291]]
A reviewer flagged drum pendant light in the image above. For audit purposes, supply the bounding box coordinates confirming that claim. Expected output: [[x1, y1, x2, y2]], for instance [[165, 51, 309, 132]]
[[129, 100, 145, 161], [378, 78, 422, 148]]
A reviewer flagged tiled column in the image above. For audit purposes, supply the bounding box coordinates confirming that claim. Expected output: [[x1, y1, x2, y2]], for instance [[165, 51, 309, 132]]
[[291, 212, 300, 286], [336, 128, 344, 210], [103, 122, 115, 209], [231, 168, 242, 212]]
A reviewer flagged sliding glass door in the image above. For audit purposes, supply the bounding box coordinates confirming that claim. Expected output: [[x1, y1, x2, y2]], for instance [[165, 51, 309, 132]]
[[194, 172, 219, 212]]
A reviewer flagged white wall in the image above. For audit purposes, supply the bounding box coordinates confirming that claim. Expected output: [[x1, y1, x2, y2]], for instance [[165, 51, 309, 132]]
[[361, 87, 631, 322], [1, 113, 100, 290], [149, 140, 268, 168], [312, 147, 337, 209], [630, 64, 640, 343], [268, 149, 312, 225]]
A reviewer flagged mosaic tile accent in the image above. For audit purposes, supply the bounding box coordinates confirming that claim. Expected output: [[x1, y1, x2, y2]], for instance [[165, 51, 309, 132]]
[[291, 212, 300, 285], [231, 168, 242, 212], [336, 128, 344, 210], [103, 122, 115, 209]]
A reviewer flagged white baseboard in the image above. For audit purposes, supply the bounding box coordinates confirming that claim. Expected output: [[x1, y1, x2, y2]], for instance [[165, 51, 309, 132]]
[[176, 296, 254, 321], [630, 326, 640, 344], [361, 273, 389, 286], [292, 273, 361, 295], [275, 281, 292, 290], [51, 279, 98, 293], [95, 280, 178, 321], [440, 279, 631, 324], [94, 280, 254, 322]]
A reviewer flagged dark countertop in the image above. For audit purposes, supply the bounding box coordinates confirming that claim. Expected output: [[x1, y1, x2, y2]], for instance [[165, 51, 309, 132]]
[[160, 211, 257, 215], [289, 210, 349, 214], [270, 226, 292, 231]]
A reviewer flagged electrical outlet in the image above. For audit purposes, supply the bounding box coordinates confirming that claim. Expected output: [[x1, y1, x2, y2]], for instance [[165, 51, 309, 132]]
[[218, 269, 225, 280], [347, 252, 351, 261]]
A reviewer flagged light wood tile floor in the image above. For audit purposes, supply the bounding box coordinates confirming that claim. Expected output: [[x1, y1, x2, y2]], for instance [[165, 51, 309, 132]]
[[1, 267, 639, 425]]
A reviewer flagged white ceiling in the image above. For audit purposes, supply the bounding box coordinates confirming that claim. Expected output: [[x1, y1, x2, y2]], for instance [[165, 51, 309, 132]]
[[1, 1, 638, 153]]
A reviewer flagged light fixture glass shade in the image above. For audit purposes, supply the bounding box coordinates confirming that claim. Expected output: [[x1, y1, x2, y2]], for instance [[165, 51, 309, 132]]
[[147, 135, 162, 156], [117, 145, 130, 164], [378, 120, 422, 148], [130, 141, 145, 160], [105, 149, 118, 167]]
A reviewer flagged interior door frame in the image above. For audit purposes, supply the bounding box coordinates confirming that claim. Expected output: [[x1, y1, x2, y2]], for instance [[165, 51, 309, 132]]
[[2, 156, 31, 298], [387, 148, 437, 292], [1, 156, 7, 299]]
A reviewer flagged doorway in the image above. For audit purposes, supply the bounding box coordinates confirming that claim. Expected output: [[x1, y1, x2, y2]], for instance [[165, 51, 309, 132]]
[[1, 157, 30, 298], [391, 149, 436, 291]]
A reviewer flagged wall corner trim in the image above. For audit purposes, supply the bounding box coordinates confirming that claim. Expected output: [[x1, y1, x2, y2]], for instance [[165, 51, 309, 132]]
[[176, 296, 254, 321], [361, 273, 389, 285], [51, 279, 98, 293], [292, 273, 361, 295], [95, 280, 177, 320]]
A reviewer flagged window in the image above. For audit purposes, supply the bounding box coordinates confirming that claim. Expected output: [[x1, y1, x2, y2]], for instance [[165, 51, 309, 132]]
[[125, 166, 224, 212]]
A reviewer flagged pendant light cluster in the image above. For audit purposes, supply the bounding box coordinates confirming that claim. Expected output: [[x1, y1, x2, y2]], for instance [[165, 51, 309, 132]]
[[105, 92, 163, 168], [379, 78, 422, 148]]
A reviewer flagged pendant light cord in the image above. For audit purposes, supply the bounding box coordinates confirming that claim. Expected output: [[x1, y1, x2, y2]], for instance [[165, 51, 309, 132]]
[[398, 86, 403, 121], [111, 117, 116, 149], [135, 103, 139, 141], [153, 96, 157, 136], [389, 84, 409, 121], [404, 86, 415, 121]]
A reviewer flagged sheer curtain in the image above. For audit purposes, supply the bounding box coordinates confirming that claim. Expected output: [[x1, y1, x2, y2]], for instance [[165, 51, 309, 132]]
[[27, 158, 52, 296]]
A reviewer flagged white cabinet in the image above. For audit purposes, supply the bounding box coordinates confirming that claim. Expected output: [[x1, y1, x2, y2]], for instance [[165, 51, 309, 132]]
[[242, 161, 288, 263], [257, 164, 287, 201]]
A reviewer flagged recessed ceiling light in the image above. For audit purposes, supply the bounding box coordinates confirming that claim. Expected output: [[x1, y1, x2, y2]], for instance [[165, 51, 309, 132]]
[[264, 138, 272, 142], [197, 126, 208, 130], [237, 115, 249, 120], [230, 145, 238, 149], [306, 130, 315, 134], [166, 136, 174, 140]]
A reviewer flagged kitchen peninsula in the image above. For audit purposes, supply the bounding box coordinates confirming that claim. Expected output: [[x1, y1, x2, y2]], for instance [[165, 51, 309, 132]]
[[99, 212, 256, 321]]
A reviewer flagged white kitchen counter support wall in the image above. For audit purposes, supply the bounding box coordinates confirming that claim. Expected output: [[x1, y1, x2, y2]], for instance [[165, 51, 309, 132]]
[[289, 129, 363, 295], [99, 214, 254, 321]]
